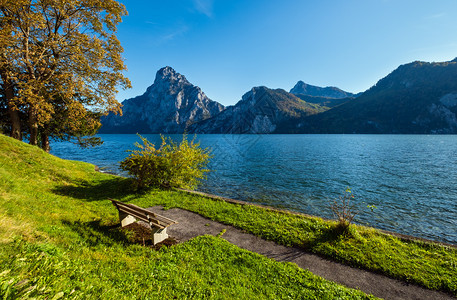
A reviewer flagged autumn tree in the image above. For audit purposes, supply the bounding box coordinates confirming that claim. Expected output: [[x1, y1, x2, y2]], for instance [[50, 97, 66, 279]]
[[0, 0, 130, 151]]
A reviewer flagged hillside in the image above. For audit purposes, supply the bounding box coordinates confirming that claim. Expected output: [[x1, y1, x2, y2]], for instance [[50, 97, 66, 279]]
[[299, 59, 457, 133], [0, 134, 376, 299], [189, 86, 325, 133], [294, 94, 354, 108]]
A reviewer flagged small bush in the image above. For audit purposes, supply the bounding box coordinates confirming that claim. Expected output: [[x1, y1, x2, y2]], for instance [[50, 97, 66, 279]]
[[331, 187, 358, 231], [120, 134, 211, 189]]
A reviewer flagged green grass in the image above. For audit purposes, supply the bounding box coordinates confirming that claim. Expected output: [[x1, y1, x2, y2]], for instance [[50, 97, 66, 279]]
[[47, 155, 457, 295], [0, 134, 376, 299], [128, 189, 457, 295], [1, 236, 375, 299]]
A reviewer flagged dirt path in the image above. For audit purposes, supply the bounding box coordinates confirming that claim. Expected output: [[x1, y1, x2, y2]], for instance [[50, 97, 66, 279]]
[[147, 206, 455, 300]]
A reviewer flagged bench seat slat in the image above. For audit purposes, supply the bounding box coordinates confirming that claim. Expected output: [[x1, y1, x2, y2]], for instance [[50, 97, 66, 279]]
[[152, 214, 177, 224], [115, 201, 156, 216], [118, 205, 173, 226], [115, 201, 154, 216], [113, 200, 176, 226], [115, 204, 166, 228]]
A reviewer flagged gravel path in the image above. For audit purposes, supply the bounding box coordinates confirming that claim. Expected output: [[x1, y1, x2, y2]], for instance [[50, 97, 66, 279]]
[[147, 206, 455, 300]]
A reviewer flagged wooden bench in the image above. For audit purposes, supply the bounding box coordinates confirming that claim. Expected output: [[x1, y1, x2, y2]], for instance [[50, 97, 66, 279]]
[[110, 199, 177, 245]]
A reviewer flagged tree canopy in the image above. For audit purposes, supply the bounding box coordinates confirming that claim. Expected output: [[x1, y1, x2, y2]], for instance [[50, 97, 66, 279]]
[[0, 0, 130, 151]]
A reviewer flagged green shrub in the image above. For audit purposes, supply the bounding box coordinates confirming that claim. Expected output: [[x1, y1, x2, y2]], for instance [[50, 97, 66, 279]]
[[331, 187, 358, 231], [120, 134, 211, 189]]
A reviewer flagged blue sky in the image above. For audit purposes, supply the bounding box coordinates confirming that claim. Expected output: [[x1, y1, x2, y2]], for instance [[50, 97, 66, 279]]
[[116, 0, 457, 106]]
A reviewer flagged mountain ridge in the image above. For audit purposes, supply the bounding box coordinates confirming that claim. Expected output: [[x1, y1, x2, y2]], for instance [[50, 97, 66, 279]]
[[290, 81, 356, 99], [298, 58, 457, 133], [188, 86, 325, 133]]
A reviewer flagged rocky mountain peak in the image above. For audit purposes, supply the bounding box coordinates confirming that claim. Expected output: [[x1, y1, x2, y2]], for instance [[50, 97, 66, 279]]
[[154, 66, 188, 85], [148, 66, 194, 97], [100, 67, 224, 133]]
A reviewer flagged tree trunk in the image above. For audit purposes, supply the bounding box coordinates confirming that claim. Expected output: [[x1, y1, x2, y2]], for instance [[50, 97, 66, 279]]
[[0, 70, 22, 140], [7, 105, 22, 140], [40, 131, 50, 152], [28, 107, 38, 146]]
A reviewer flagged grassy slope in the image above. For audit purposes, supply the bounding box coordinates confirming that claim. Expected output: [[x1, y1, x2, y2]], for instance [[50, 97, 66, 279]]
[[0, 134, 375, 299]]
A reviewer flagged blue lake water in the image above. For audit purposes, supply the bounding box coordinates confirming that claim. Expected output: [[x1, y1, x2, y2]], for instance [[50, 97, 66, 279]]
[[50, 134, 457, 244]]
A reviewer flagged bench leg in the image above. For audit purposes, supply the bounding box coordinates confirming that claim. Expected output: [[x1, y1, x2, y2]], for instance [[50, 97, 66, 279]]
[[151, 227, 168, 245], [119, 212, 136, 227]]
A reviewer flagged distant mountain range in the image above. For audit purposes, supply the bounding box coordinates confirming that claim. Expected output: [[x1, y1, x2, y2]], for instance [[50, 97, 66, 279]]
[[101, 58, 457, 134], [297, 58, 457, 133]]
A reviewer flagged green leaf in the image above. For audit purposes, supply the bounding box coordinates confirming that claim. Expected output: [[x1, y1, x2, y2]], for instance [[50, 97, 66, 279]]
[[52, 291, 65, 300]]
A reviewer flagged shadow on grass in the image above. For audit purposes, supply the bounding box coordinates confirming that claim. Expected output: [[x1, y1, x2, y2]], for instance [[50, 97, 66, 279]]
[[62, 219, 131, 247], [303, 224, 353, 250], [52, 177, 148, 201], [61, 219, 176, 250]]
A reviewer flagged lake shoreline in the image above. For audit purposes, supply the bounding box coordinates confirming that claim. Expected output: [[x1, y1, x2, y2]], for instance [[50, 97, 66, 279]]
[[177, 187, 457, 249], [96, 163, 457, 248]]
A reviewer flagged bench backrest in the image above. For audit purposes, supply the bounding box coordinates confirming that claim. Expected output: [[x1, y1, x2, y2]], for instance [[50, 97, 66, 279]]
[[110, 199, 177, 229]]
